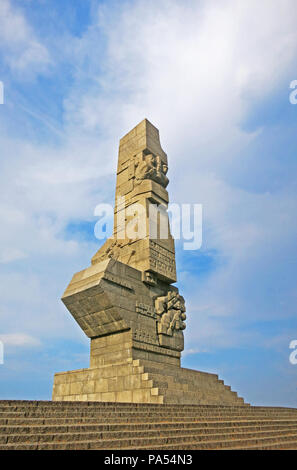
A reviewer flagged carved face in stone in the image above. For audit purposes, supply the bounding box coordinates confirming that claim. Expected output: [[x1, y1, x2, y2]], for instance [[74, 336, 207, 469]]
[[162, 163, 168, 175], [175, 298, 182, 310], [144, 154, 156, 168]]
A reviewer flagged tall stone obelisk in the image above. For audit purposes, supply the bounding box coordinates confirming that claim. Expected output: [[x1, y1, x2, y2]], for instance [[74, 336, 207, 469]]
[[52, 119, 246, 405]]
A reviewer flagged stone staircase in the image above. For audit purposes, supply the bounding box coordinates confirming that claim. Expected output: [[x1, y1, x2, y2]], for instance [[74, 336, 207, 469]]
[[0, 400, 297, 450], [137, 359, 245, 405], [53, 358, 246, 405]]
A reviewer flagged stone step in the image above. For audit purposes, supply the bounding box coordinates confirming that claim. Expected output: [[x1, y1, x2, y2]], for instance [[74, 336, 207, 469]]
[[3, 409, 290, 419], [1, 421, 297, 437], [1, 429, 297, 450], [2, 416, 297, 427], [142, 372, 236, 396], [150, 386, 244, 404], [114, 433, 297, 450], [0, 400, 296, 450], [1, 400, 296, 413], [138, 360, 229, 382], [1, 408, 296, 420], [142, 367, 222, 387], [7, 408, 291, 417], [0, 405, 259, 414], [5, 427, 295, 445], [0, 402, 244, 410], [90, 430, 297, 450]]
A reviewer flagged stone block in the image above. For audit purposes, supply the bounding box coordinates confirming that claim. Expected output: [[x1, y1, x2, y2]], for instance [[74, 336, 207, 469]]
[[101, 391, 116, 402], [94, 378, 109, 393]]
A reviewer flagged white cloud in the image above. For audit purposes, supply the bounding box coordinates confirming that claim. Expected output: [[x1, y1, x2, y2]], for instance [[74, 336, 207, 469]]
[[0, 248, 27, 264], [183, 348, 208, 356], [0, 333, 41, 348], [63, 0, 297, 152], [0, 0, 50, 76]]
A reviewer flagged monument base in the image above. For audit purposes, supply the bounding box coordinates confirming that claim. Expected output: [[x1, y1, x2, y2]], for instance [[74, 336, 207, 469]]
[[52, 331, 246, 405]]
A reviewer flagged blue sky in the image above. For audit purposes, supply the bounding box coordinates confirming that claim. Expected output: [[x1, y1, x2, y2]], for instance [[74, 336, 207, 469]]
[[0, 0, 297, 407]]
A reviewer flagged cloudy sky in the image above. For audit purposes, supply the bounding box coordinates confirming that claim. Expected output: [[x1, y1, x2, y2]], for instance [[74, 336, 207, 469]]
[[0, 0, 297, 406]]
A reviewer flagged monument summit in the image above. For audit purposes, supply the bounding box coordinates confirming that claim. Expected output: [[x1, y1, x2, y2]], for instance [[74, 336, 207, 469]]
[[52, 119, 245, 405]]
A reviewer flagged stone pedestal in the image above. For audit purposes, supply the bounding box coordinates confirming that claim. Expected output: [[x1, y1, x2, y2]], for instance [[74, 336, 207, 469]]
[[53, 328, 245, 404]]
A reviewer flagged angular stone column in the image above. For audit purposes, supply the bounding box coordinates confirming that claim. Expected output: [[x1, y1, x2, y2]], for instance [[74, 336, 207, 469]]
[[92, 119, 176, 283], [52, 119, 247, 405]]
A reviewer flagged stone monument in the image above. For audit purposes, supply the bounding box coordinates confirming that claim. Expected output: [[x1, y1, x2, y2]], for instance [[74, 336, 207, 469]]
[[52, 119, 245, 405]]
